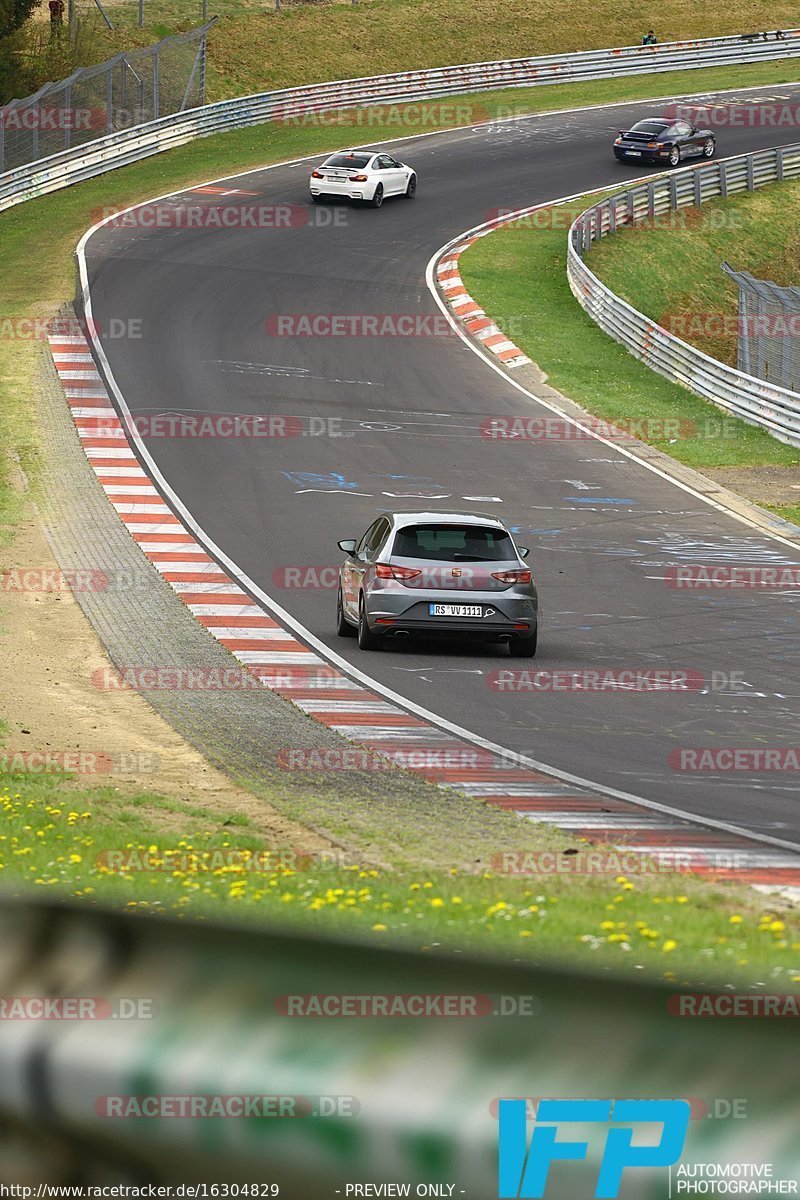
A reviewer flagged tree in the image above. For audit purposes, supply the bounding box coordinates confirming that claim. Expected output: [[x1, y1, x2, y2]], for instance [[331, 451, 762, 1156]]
[[0, 0, 39, 40]]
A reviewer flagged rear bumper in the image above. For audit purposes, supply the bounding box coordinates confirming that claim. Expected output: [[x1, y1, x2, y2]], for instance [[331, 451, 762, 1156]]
[[309, 180, 372, 200], [613, 147, 669, 162], [371, 619, 536, 643], [364, 591, 537, 639]]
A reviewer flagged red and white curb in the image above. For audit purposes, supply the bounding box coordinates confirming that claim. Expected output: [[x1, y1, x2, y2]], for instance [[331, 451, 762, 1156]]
[[436, 230, 531, 369], [49, 331, 800, 886]]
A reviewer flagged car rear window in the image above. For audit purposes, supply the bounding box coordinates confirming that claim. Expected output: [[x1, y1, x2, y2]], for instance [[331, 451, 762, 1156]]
[[629, 120, 668, 134], [391, 525, 515, 562], [323, 153, 372, 168]]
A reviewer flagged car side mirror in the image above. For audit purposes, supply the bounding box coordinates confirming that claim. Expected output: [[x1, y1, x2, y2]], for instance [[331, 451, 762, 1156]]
[[690, 126, 697, 135], [518, 546, 530, 558], [338, 539, 357, 553]]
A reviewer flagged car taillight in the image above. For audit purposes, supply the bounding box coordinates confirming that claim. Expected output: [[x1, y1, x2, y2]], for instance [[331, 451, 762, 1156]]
[[491, 568, 532, 584], [311, 170, 324, 178], [350, 174, 368, 182], [375, 564, 422, 581], [614, 136, 623, 144]]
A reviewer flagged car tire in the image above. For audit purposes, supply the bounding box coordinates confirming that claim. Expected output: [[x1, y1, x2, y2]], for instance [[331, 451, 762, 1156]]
[[703, 138, 716, 158], [404, 173, 417, 198], [668, 145, 681, 167], [370, 184, 384, 209], [337, 588, 356, 637], [310, 194, 323, 203], [508, 626, 538, 658], [357, 597, 382, 650]]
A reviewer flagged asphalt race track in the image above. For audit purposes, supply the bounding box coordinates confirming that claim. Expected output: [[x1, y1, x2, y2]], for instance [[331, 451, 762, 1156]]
[[82, 85, 800, 840]]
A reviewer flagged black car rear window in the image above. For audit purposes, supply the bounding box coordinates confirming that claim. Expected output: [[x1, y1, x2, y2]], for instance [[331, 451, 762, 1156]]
[[629, 120, 669, 134], [392, 525, 515, 562], [324, 153, 372, 168]]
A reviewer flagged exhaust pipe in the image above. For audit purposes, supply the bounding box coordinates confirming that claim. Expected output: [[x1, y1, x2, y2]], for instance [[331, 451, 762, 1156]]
[[392, 630, 411, 638]]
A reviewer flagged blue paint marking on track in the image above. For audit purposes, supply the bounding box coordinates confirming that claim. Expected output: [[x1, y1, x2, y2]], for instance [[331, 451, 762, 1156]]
[[282, 471, 361, 490]]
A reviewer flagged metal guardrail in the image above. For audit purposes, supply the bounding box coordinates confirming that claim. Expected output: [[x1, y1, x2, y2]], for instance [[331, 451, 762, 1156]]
[[567, 146, 800, 448], [0, 898, 799, 1188], [3, 30, 800, 216]]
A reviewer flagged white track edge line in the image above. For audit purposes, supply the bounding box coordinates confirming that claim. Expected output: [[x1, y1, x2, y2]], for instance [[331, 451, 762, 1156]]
[[74, 100, 800, 857]]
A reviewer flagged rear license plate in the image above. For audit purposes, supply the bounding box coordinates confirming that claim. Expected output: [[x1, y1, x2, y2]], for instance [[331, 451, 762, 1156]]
[[429, 603, 483, 617], [626, 150, 642, 156]]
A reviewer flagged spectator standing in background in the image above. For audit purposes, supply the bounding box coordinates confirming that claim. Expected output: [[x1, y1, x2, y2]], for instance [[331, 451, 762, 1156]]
[[48, 0, 64, 36], [642, 30, 657, 44]]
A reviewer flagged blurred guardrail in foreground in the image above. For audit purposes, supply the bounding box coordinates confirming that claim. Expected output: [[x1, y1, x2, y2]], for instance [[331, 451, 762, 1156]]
[[0, 898, 798, 1192], [3, 30, 800, 214], [568, 145, 800, 448]]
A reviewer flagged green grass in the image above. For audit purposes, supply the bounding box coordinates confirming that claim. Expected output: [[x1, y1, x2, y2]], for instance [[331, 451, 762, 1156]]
[[459, 197, 800, 474], [85, 0, 800, 104], [2, 772, 799, 985], [589, 180, 800, 370]]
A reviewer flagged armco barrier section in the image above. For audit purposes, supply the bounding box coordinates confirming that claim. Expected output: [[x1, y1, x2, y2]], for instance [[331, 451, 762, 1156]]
[[3, 31, 800, 215], [567, 145, 800, 447], [0, 899, 798, 1189]]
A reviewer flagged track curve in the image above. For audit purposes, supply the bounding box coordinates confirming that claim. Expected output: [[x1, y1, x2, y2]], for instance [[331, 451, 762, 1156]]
[[82, 86, 800, 841]]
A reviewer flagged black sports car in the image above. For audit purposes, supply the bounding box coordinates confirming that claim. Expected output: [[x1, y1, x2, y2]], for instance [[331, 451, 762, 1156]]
[[613, 118, 716, 166]]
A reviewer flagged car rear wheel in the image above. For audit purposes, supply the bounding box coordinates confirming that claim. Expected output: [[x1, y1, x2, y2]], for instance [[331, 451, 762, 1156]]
[[404, 173, 417, 198], [668, 145, 681, 167], [337, 588, 356, 637], [703, 138, 716, 158], [357, 597, 382, 650], [310, 194, 322, 203], [508, 627, 538, 658], [370, 184, 384, 209]]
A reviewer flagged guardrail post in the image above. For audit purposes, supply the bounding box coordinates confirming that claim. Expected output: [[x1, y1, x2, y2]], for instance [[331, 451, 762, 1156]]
[[719, 160, 728, 199], [776, 147, 785, 182], [582, 218, 591, 254], [626, 190, 635, 225], [668, 175, 678, 211], [694, 170, 702, 206], [746, 156, 755, 190], [106, 67, 114, 136], [609, 197, 616, 233], [647, 182, 655, 220]]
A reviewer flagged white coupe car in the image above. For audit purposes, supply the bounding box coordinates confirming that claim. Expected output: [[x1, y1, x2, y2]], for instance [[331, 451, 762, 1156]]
[[309, 150, 417, 207]]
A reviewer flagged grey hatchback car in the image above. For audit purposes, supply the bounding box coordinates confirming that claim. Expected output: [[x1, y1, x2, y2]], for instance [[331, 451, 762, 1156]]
[[336, 512, 538, 655]]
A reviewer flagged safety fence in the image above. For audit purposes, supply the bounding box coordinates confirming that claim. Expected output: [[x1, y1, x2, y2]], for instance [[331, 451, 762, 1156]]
[[722, 260, 800, 393], [567, 145, 800, 448], [0, 898, 798, 1188], [0, 22, 215, 175], [4, 29, 800, 214]]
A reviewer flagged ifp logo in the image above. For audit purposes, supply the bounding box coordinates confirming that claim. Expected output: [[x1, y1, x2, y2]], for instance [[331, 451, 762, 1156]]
[[498, 1098, 690, 1198]]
